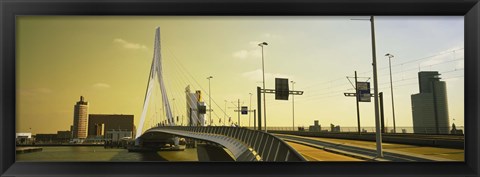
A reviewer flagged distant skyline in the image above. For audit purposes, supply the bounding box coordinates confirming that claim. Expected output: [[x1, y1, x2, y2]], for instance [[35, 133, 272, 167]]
[[16, 16, 464, 134]]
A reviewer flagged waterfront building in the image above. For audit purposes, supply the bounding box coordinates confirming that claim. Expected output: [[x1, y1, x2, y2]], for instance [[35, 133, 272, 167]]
[[330, 124, 341, 132], [72, 96, 89, 139], [35, 134, 58, 143], [56, 131, 71, 143], [309, 120, 321, 132], [16, 132, 32, 139], [87, 114, 134, 138], [16, 133, 32, 145], [105, 129, 133, 142], [411, 71, 450, 134]]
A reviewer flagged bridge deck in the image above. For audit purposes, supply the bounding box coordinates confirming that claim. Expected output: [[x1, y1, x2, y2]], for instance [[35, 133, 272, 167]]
[[286, 142, 363, 161], [277, 134, 464, 161], [139, 126, 306, 161]]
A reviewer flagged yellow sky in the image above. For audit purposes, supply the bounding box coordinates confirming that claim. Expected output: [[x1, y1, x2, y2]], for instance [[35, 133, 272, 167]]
[[16, 16, 464, 134]]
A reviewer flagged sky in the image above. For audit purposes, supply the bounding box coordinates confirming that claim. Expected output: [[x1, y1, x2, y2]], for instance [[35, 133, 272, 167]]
[[16, 16, 464, 134]]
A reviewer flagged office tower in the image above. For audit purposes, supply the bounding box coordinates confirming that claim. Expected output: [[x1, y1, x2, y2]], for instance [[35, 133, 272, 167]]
[[73, 96, 89, 139], [411, 71, 450, 134], [185, 85, 206, 126]]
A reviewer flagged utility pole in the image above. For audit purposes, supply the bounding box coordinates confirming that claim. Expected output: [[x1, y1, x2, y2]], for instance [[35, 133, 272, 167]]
[[238, 99, 240, 127], [257, 87, 262, 131], [258, 42, 268, 132], [207, 76, 213, 126], [380, 92, 385, 133], [291, 81, 296, 131], [230, 100, 244, 127], [350, 17, 384, 156], [224, 100, 227, 126], [259, 80, 304, 131], [172, 98, 175, 124], [370, 16, 383, 157], [249, 93, 252, 128], [345, 71, 363, 133], [355, 71, 361, 133], [385, 53, 396, 133], [253, 109, 256, 130]]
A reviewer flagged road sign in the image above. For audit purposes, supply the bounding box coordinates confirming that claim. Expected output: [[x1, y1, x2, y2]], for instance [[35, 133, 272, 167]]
[[241, 106, 248, 115], [275, 78, 289, 100], [357, 82, 371, 102]]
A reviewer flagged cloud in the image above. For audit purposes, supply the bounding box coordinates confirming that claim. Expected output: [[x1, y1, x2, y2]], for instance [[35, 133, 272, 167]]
[[262, 33, 281, 39], [92, 83, 111, 89], [232, 49, 262, 60], [34, 88, 53, 94], [113, 38, 147, 50], [241, 69, 293, 82], [248, 41, 262, 47], [19, 88, 53, 96], [232, 41, 265, 60], [233, 33, 280, 60], [233, 50, 249, 59]]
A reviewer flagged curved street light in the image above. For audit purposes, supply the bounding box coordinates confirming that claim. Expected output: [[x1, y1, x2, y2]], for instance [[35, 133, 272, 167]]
[[207, 76, 213, 126], [385, 53, 396, 133], [258, 42, 268, 132]]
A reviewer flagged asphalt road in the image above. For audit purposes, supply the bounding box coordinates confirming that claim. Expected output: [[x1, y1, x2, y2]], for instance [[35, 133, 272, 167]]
[[276, 134, 452, 162]]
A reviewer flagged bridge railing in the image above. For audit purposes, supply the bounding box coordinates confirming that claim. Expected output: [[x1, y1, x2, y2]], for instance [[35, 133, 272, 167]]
[[248, 126, 464, 135], [158, 126, 305, 162]]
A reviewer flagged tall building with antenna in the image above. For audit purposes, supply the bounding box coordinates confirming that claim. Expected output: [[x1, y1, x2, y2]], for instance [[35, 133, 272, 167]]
[[411, 71, 450, 134], [73, 96, 89, 139]]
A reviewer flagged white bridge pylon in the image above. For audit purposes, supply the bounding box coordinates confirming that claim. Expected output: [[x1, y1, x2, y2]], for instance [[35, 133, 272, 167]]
[[136, 27, 174, 139]]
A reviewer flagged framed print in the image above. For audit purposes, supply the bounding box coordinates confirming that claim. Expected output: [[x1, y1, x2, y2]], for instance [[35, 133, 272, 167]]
[[1, 0, 479, 176]]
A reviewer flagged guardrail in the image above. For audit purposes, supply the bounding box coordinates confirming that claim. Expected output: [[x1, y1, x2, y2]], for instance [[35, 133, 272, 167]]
[[154, 126, 306, 162], [245, 126, 464, 135], [268, 130, 464, 149]]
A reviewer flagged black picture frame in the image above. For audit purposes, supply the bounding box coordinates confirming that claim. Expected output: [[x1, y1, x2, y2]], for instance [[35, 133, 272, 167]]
[[1, 0, 479, 176]]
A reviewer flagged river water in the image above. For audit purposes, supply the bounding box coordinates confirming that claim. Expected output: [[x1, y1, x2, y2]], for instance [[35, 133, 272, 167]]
[[16, 146, 199, 162]]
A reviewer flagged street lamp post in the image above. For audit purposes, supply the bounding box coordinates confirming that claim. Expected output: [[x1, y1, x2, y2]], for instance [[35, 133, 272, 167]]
[[370, 16, 383, 157], [172, 98, 175, 124], [352, 16, 383, 157], [249, 93, 252, 128], [291, 81, 296, 131], [385, 53, 396, 133], [258, 42, 268, 132], [207, 76, 213, 126], [224, 100, 227, 126]]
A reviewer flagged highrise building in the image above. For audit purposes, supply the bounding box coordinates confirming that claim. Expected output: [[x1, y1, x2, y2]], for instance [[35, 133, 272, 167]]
[[411, 71, 450, 134], [185, 85, 206, 126], [73, 96, 89, 139]]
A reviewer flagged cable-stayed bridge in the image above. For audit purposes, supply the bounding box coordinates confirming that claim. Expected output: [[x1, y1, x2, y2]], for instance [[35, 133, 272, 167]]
[[130, 27, 464, 162], [131, 27, 305, 162]]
